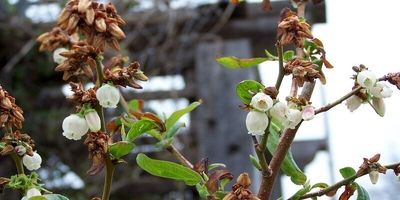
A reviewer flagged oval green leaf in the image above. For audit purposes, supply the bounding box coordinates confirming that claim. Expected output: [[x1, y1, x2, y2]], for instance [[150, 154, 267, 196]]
[[216, 56, 268, 69], [165, 101, 201, 130], [29, 194, 69, 200], [236, 80, 265, 104], [109, 141, 135, 159], [356, 184, 371, 200], [136, 153, 203, 186], [126, 119, 159, 142], [339, 167, 356, 179]]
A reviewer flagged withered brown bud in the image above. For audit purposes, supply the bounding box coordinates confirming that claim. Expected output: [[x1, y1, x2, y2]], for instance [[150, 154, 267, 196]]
[[104, 61, 147, 89], [277, 8, 313, 48], [237, 173, 251, 188], [264, 87, 278, 99]]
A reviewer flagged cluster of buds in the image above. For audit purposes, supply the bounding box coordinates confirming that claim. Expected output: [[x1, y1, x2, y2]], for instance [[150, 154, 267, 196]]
[[284, 58, 326, 86], [62, 108, 101, 140], [104, 62, 148, 89], [36, 27, 78, 52], [223, 173, 260, 200], [246, 93, 273, 135], [277, 8, 313, 48], [356, 154, 386, 185], [346, 67, 393, 116], [269, 102, 302, 129], [0, 86, 24, 129], [58, 0, 126, 52], [84, 131, 109, 175], [55, 42, 98, 81]]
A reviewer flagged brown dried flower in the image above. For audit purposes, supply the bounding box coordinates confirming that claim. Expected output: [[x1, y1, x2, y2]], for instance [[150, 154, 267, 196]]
[[84, 131, 109, 175], [223, 173, 260, 200], [382, 72, 400, 90], [37, 27, 78, 52], [103, 62, 148, 89], [1, 130, 35, 156], [58, 0, 126, 52], [67, 82, 98, 104], [55, 42, 98, 81], [0, 86, 24, 129], [277, 8, 313, 48], [284, 58, 325, 86], [356, 154, 387, 177]]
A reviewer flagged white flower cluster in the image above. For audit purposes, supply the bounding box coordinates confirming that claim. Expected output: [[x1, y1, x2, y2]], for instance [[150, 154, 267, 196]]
[[22, 152, 42, 171], [62, 110, 101, 140], [346, 70, 393, 116], [245, 93, 314, 135]]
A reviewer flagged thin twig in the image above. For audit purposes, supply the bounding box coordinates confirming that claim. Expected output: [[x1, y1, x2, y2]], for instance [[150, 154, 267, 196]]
[[315, 86, 362, 115], [275, 42, 285, 90], [294, 162, 400, 200]]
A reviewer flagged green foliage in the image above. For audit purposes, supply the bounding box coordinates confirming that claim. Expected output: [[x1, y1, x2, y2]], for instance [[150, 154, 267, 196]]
[[126, 119, 159, 142], [196, 184, 210, 199], [29, 194, 69, 200], [283, 50, 295, 62], [136, 153, 203, 186], [216, 56, 268, 69], [165, 122, 185, 140], [266, 122, 307, 185], [165, 101, 201, 130], [311, 182, 329, 189], [339, 167, 356, 179], [356, 183, 370, 200], [7, 173, 39, 191], [109, 141, 135, 159], [290, 181, 311, 200], [235, 80, 265, 105], [249, 155, 262, 171]]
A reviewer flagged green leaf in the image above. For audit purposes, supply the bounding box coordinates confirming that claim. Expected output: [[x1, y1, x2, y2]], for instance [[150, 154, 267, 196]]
[[208, 163, 226, 171], [264, 49, 279, 60], [136, 153, 203, 186], [249, 155, 262, 171], [165, 122, 186, 139], [30, 194, 69, 200], [216, 56, 268, 69], [196, 184, 209, 199], [311, 182, 329, 189], [266, 122, 307, 185], [165, 101, 201, 130], [339, 167, 356, 179], [126, 119, 159, 142], [109, 141, 135, 159], [356, 184, 370, 200], [128, 99, 143, 112], [235, 80, 265, 105], [304, 40, 317, 54], [283, 50, 295, 62], [291, 182, 312, 200]]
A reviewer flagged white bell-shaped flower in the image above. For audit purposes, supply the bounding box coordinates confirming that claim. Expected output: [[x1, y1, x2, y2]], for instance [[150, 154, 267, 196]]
[[15, 145, 26, 156], [96, 84, 120, 108], [369, 170, 379, 184], [250, 93, 273, 112], [246, 111, 269, 135], [53, 48, 68, 64], [370, 82, 393, 98], [269, 102, 289, 122], [85, 110, 101, 132], [283, 109, 302, 129], [301, 105, 315, 121], [357, 70, 377, 89], [345, 95, 363, 112], [62, 114, 89, 140], [22, 152, 42, 171], [26, 188, 41, 198]]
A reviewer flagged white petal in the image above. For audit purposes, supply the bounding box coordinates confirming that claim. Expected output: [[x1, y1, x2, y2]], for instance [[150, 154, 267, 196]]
[[26, 188, 41, 198], [301, 105, 315, 121], [357, 70, 377, 89], [53, 48, 68, 64], [250, 93, 273, 112], [371, 97, 385, 117], [370, 82, 393, 98], [269, 101, 288, 122], [96, 84, 120, 108], [62, 114, 89, 139], [284, 109, 302, 129], [85, 110, 101, 132], [345, 95, 363, 112], [369, 171, 379, 184], [22, 152, 42, 171]]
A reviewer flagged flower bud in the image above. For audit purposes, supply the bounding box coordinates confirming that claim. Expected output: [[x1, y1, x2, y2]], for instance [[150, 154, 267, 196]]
[[345, 95, 363, 112], [22, 152, 42, 171], [301, 105, 315, 121], [62, 114, 89, 140], [26, 188, 41, 198], [269, 102, 288, 122], [53, 48, 68, 64], [237, 173, 251, 187], [369, 170, 379, 184], [357, 70, 377, 89], [370, 82, 393, 98], [250, 93, 273, 112], [15, 145, 26, 156], [283, 109, 302, 129], [96, 84, 120, 108], [246, 111, 269, 135], [85, 110, 101, 132]]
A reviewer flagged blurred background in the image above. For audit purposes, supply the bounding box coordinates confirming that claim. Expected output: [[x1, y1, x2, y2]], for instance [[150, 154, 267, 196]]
[[0, 0, 399, 199]]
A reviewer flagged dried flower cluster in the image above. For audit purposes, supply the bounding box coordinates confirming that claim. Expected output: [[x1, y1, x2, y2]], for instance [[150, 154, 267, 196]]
[[277, 8, 313, 47], [104, 62, 148, 89], [37, 27, 78, 52], [84, 131, 109, 175], [284, 58, 325, 86], [223, 173, 260, 200], [67, 82, 98, 104], [0, 86, 24, 129], [383, 72, 400, 90], [58, 0, 126, 51]]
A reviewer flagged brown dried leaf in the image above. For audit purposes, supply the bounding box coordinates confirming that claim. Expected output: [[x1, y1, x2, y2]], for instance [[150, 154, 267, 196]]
[[205, 169, 233, 194], [338, 185, 356, 200]]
